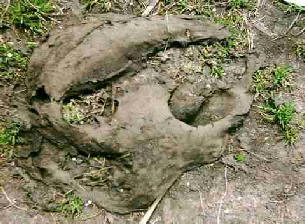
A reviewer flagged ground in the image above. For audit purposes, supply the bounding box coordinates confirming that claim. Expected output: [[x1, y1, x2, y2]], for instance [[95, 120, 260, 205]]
[[0, 0, 305, 223]]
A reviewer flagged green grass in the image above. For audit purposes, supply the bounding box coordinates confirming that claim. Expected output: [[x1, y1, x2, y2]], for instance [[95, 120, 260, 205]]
[[273, 66, 293, 87], [0, 43, 29, 81], [215, 12, 249, 57], [253, 65, 299, 144], [211, 65, 225, 78], [0, 0, 57, 35], [253, 66, 293, 97], [55, 193, 84, 218], [0, 121, 23, 158], [259, 100, 298, 144], [0, 121, 22, 145], [234, 154, 246, 162]]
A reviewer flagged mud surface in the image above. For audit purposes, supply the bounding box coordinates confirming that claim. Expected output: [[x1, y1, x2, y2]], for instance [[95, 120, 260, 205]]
[[16, 15, 255, 213], [0, 0, 304, 223]]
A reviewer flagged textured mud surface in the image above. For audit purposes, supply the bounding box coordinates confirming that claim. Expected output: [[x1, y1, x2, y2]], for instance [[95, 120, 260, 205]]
[[15, 15, 255, 213], [0, 0, 304, 223]]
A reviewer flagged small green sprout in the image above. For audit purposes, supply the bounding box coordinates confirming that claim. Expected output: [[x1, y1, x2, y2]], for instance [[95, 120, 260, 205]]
[[234, 154, 246, 162], [211, 65, 225, 78], [55, 193, 84, 218]]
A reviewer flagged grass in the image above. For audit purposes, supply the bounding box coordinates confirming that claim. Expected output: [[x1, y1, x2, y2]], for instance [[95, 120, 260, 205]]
[[0, 0, 57, 35], [296, 40, 305, 58], [228, 0, 256, 10], [0, 121, 22, 146], [0, 121, 23, 158], [62, 101, 85, 125], [55, 192, 84, 218], [259, 100, 298, 144], [0, 43, 29, 81], [234, 154, 246, 162], [253, 65, 300, 144], [253, 66, 293, 97], [81, 0, 112, 12], [211, 65, 225, 78]]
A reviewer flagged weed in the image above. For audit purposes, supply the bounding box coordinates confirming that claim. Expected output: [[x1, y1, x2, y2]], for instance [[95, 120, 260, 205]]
[[273, 66, 293, 87], [259, 100, 298, 144], [214, 12, 249, 56], [253, 66, 293, 97], [228, 0, 256, 10], [0, 121, 23, 158], [62, 101, 85, 125], [159, 0, 215, 17], [295, 40, 305, 58], [211, 65, 224, 78], [55, 193, 84, 217], [0, 43, 29, 80], [0, 0, 57, 35], [83, 157, 111, 184], [81, 0, 112, 12], [0, 121, 22, 145], [234, 154, 246, 162], [284, 125, 299, 144]]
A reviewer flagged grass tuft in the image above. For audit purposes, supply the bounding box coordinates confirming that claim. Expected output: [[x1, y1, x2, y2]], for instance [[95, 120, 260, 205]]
[[81, 0, 112, 12], [259, 100, 298, 144], [253, 66, 293, 97], [55, 192, 84, 218], [0, 121, 22, 145], [0, 0, 57, 35], [62, 101, 85, 125], [0, 121, 23, 158], [295, 40, 305, 59], [0, 43, 29, 81], [234, 154, 246, 162]]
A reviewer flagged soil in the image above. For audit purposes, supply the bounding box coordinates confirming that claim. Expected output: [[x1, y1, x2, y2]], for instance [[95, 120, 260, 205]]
[[0, 0, 305, 223]]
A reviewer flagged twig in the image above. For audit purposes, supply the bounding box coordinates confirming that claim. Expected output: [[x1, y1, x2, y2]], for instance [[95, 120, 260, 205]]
[[139, 177, 177, 224], [284, 12, 301, 35], [0, 186, 28, 211], [292, 27, 305, 37], [273, 12, 301, 40], [139, 194, 163, 224], [216, 166, 228, 224], [142, 0, 160, 17]]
